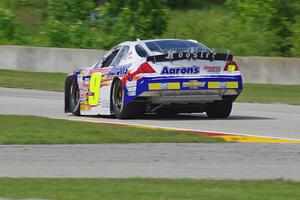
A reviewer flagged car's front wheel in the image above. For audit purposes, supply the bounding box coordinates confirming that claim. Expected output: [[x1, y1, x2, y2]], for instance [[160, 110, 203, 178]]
[[69, 80, 80, 116], [112, 80, 145, 119], [206, 101, 232, 119]]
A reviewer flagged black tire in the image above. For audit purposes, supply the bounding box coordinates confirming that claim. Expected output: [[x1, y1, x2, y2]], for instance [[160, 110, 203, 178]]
[[112, 80, 145, 119], [206, 101, 232, 119], [69, 80, 80, 116]]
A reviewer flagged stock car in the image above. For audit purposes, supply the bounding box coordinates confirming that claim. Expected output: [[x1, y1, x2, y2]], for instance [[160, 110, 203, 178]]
[[65, 39, 243, 119]]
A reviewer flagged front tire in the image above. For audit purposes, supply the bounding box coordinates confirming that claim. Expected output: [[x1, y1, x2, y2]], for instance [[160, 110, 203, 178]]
[[206, 101, 232, 119], [112, 80, 145, 119], [69, 80, 80, 116]]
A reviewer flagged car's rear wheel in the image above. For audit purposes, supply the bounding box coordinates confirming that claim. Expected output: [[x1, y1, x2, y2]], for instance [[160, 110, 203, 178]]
[[69, 80, 80, 116], [112, 80, 145, 119], [206, 101, 232, 119]]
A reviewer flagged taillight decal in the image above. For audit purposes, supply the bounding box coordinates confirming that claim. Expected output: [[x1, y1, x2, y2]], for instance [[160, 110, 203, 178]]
[[224, 61, 239, 71]]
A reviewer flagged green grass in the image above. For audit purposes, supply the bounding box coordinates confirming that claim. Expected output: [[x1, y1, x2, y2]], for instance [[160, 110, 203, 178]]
[[0, 115, 224, 144], [0, 178, 299, 200], [0, 69, 65, 91], [237, 84, 300, 105]]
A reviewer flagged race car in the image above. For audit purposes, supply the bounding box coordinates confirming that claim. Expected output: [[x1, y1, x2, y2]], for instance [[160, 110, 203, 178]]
[[65, 39, 243, 119]]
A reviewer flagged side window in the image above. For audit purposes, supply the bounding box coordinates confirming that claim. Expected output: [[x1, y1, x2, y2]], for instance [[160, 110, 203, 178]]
[[135, 45, 149, 58], [112, 46, 130, 66], [94, 59, 103, 68], [102, 49, 120, 68]]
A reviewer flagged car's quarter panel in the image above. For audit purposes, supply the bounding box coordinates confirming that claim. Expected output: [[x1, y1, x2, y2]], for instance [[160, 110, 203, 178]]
[[76, 68, 113, 115], [75, 44, 143, 116]]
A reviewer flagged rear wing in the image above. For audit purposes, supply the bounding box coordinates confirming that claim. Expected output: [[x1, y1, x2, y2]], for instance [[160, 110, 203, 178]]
[[147, 51, 233, 63]]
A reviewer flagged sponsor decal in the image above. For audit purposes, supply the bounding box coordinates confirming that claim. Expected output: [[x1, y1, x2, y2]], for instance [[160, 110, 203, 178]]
[[165, 50, 212, 60], [83, 77, 90, 86], [161, 66, 200, 75], [183, 80, 206, 89], [203, 66, 222, 73], [108, 64, 131, 77], [126, 80, 137, 96], [80, 104, 91, 111]]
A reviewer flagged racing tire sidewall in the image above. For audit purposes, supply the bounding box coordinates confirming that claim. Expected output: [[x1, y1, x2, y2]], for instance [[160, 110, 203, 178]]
[[69, 80, 81, 116], [206, 101, 232, 119], [112, 79, 146, 119], [112, 80, 125, 118]]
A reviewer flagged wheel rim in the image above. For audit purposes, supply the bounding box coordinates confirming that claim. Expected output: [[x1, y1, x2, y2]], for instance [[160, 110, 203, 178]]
[[113, 82, 123, 111]]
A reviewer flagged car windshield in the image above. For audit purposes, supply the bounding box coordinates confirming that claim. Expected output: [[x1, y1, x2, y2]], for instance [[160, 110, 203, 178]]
[[145, 40, 210, 54]]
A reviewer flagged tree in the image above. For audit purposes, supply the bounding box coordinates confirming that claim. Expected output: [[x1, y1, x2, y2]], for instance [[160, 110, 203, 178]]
[[47, 0, 94, 22], [225, 0, 300, 57], [167, 0, 225, 9], [46, 0, 96, 48], [290, 16, 300, 57], [224, 0, 278, 56], [0, 7, 16, 42], [100, 0, 169, 43]]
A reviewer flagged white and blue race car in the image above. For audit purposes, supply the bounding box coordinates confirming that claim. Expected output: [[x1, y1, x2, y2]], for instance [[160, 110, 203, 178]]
[[65, 39, 243, 119]]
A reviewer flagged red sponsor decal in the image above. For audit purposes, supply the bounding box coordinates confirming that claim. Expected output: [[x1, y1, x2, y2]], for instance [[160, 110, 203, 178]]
[[203, 66, 222, 72]]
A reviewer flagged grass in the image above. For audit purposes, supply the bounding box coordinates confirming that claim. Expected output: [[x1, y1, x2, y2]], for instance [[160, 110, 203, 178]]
[[0, 69, 66, 91], [0, 178, 299, 200], [1, 69, 300, 105], [237, 84, 300, 105], [0, 115, 224, 144]]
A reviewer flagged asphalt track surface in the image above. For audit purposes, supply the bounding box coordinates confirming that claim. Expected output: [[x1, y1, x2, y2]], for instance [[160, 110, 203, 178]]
[[0, 87, 299, 140], [1, 144, 300, 180], [0, 87, 300, 180]]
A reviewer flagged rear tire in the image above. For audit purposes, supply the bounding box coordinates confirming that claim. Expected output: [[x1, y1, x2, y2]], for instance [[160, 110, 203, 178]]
[[112, 80, 145, 119], [69, 80, 80, 116], [206, 101, 232, 119]]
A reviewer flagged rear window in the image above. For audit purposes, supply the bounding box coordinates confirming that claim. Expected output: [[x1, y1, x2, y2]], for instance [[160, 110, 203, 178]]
[[145, 40, 210, 53]]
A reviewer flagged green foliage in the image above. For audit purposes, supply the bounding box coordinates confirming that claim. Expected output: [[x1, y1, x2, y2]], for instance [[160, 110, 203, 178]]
[[47, 0, 94, 22], [0, 7, 16, 42], [100, 0, 169, 43], [167, 0, 225, 9], [290, 16, 300, 57], [224, 0, 278, 56], [226, 0, 300, 56], [45, 0, 168, 48], [0, 0, 300, 57], [270, 1, 300, 55], [46, 0, 95, 48]]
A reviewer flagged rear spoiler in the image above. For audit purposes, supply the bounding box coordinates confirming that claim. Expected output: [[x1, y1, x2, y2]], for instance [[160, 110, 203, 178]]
[[147, 52, 233, 62]]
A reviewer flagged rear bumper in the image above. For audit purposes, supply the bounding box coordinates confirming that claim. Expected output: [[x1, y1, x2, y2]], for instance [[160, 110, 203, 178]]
[[124, 75, 243, 104]]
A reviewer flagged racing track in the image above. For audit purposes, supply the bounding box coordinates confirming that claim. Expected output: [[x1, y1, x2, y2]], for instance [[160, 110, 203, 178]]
[[0, 87, 300, 180], [0, 87, 299, 140]]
